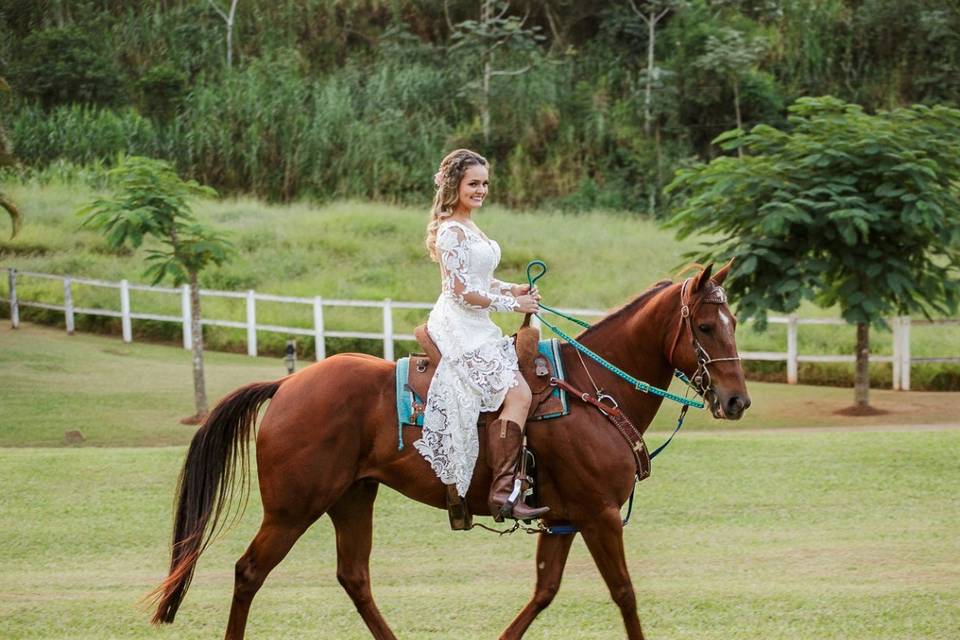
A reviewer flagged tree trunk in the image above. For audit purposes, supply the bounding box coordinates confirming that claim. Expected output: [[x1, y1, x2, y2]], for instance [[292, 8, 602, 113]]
[[482, 54, 491, 143], [733, 78, 743, 158], [854, 322, 870, 408], [189, 270, 209, 417], [481, 0, 492, 143], [653, 122, 662, 216], [644, 11, 654, 138], [226, 0, 239, 69]]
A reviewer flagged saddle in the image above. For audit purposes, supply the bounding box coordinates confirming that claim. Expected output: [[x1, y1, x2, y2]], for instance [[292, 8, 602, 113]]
[[405, 321, 562, 425]]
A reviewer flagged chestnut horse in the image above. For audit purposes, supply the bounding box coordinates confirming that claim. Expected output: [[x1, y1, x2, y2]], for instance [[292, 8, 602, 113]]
[[151, 262, 750, 639]]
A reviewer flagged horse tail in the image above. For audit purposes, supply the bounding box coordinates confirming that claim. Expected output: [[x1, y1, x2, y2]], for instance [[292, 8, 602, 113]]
[[149, 380, 281, 624]]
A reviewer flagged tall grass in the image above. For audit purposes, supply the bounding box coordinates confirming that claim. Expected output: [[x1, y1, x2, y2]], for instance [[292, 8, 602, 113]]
[[7, 47, 664, 209], [10, 105, 159, 167]]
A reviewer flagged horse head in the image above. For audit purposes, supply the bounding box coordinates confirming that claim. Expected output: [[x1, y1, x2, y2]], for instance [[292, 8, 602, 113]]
[[666, 261, 751, 420]]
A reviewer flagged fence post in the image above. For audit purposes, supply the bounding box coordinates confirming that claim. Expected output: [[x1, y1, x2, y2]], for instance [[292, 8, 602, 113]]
[[313, 296, 325, 361], [246, 290, 257, 356], [900, 317, 911, 391], [382, 298, 394, 361], [786, 315, 799, 384], [8, 268, 19, 329], [891, 317, 901, 390], [120, 279, 132, 342], [181, 285, 192, 350], [63, 277, 75, 335]]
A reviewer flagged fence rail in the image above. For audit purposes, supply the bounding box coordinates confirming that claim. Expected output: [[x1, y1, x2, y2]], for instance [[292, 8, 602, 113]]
[[3, 267, 957, 390]]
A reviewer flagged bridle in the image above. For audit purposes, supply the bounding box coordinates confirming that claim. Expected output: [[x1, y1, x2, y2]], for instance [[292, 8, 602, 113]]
[[667, 278, 742, 401]]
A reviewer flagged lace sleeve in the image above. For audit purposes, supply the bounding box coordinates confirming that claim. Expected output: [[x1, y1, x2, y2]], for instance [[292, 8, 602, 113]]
[[438, 225, 518, 312], [490, 278, 518, 296]]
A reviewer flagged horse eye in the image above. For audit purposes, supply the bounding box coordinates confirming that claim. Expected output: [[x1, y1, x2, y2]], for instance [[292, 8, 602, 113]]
[[698, 323, 713, 333]]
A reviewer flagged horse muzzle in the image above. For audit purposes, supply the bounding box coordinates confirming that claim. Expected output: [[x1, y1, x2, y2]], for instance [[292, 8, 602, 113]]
[[707, 387, 751, 420]]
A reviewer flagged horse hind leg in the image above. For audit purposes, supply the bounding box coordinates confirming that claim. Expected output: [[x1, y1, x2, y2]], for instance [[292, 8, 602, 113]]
[[328, 480, 398, 640], [499, 531, 576, 640], [225, 516, 313, 640]]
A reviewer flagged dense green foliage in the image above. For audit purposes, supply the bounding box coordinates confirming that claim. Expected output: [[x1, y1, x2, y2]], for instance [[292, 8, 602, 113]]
[[667, 97, 960, 328], [3, 1, 959, 209]]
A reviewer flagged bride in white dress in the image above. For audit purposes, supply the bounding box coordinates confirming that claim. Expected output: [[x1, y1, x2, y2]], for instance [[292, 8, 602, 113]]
[[415, 148, 550, 521]]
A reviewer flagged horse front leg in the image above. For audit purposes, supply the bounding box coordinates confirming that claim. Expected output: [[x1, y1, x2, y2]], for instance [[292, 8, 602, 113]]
[[580, 508, 645, 639], [328, 480, 398, 640], [499, 531, 576, 639]]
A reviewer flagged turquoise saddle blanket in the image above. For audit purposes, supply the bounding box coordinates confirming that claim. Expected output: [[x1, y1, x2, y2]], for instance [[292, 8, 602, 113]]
[[395, 338, 569, 448]]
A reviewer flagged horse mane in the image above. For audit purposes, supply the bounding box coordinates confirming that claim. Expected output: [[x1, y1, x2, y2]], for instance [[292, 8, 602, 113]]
[[576, 279, 674, 339]]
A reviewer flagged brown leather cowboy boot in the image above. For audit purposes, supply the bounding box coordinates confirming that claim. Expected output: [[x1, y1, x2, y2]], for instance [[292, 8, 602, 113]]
[[487, 418, 550, 522]]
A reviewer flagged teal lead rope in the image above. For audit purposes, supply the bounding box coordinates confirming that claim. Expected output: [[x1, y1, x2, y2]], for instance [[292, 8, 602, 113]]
[[526, 261, 704, 410], [525, 261, 702, 536]]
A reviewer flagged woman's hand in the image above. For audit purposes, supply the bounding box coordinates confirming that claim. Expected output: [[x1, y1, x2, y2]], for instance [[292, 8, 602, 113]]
[[514, 294, 540, 314], [511, 284, 542, 301]]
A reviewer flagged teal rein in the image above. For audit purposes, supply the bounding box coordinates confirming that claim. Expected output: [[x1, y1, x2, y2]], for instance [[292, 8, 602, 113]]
[[526, 261, 705, 411], [523, 260, 701, 536]]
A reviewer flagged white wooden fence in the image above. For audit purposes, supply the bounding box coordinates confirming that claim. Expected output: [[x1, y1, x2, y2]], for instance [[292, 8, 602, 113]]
[[3, 267, 958, 390]]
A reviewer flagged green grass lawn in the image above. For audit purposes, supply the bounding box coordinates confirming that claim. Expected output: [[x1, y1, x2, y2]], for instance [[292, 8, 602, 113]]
[[1, 432, 957, 639], [1, 322, 958, 638]]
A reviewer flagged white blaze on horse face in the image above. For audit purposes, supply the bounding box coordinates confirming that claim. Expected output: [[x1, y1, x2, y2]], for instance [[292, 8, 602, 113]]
[[718, 309, 733, 334]]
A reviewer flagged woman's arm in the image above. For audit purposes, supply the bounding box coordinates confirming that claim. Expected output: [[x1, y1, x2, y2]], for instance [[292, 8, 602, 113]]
[[490, 277, 518, 296], [438, 225, 518, 312]]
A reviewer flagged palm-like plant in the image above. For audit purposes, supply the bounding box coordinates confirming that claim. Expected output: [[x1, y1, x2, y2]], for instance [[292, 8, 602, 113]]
[[0, 76, 22, 238]]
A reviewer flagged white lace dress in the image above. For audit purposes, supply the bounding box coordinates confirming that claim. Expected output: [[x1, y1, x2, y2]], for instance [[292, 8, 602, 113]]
[[414, 220, 521, 496]]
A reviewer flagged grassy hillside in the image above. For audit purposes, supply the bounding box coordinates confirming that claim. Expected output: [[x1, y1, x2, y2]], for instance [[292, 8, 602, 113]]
[[1, 180, 958, 389]]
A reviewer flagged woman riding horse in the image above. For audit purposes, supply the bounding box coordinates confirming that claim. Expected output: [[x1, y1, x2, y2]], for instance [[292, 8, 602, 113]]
[[150, 216, 751, 638], [417, 148, 548, 521]]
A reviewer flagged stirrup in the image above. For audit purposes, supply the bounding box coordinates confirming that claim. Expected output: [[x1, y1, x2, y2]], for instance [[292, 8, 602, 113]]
[[494, 478, 549, 522]]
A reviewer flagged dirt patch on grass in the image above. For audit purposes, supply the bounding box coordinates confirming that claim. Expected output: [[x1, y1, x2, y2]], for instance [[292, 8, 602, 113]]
[[834, 404, 890, 417], [746, 386, 960, 429]]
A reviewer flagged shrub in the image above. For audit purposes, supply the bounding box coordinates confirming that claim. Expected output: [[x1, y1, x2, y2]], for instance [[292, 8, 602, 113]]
[[10, 26, 124, 108], [136, 64, 187, 121]]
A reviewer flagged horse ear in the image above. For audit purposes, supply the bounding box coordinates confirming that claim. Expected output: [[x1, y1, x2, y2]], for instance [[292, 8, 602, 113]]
[[712, 258, 735, 286], [693, 263, 714, 292]]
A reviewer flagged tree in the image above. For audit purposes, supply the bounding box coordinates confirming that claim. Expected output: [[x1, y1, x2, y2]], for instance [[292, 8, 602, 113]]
[[666, 96, 960, 410], [0, 76, 21, 238], [628, 0, 687, 214], [78, 157, 233, 421], [447, 0, 545, 143], [694, 27, 765, 157]]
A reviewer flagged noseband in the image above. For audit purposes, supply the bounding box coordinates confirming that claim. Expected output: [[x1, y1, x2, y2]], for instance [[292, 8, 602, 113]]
[[667, 278, 742, 398]]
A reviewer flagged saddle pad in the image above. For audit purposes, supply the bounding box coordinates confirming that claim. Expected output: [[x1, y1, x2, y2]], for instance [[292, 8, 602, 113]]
[[529, 337, 569, 421], [395, 356, 425, 430], [395, 339, 569, 447]]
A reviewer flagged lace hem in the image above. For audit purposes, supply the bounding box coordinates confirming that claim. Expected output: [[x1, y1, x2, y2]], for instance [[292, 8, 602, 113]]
[[414, 337, 519, 496]]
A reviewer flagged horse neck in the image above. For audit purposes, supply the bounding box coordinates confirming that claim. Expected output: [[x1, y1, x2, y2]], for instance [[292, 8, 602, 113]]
[[570, 285, 680, 431]]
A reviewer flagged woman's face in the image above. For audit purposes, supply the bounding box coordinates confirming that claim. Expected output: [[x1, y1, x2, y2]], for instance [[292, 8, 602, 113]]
[[455, 164, 489, 213]]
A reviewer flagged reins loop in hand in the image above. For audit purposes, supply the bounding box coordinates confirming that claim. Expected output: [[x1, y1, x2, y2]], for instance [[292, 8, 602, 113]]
[[525, 260, 705, 410]]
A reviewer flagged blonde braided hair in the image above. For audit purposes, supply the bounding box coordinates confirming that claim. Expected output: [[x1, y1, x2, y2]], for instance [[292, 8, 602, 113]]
[[425, 148, 489, 262]]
